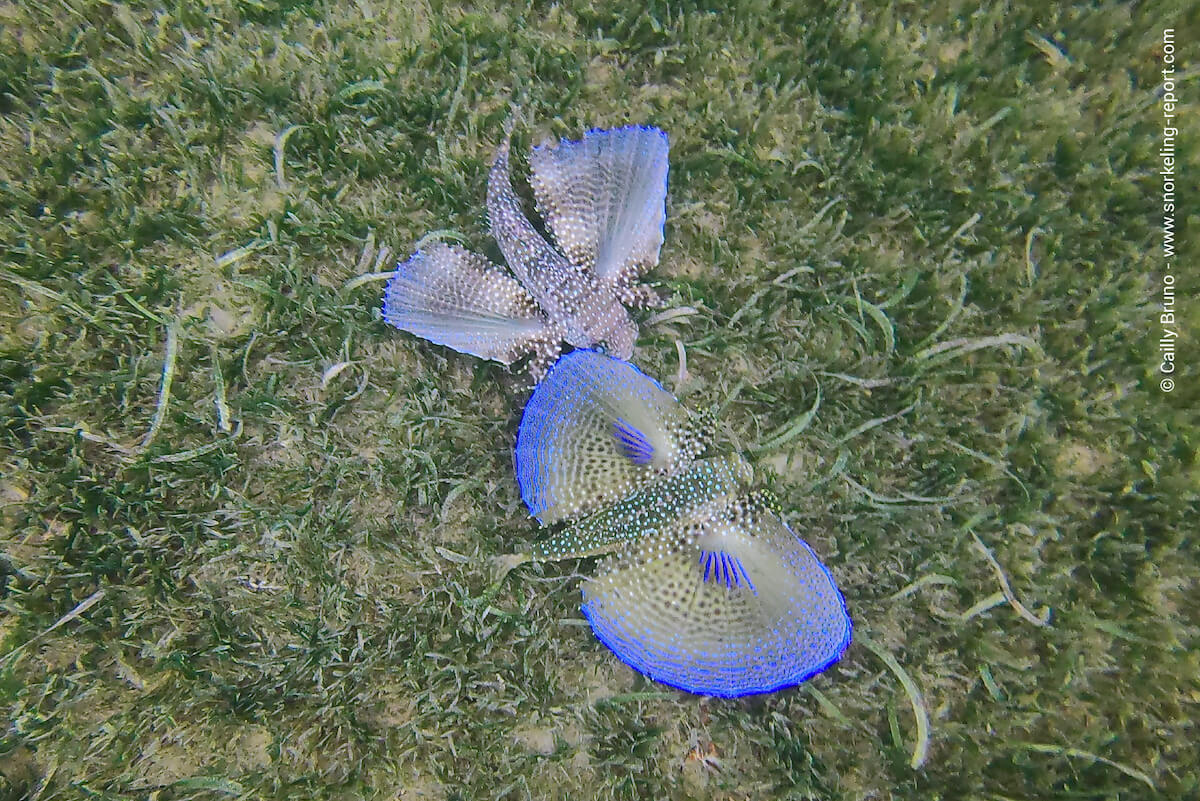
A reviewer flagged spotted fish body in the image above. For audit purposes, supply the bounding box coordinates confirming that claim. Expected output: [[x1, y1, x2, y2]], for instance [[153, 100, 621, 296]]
[[515, 350, 852, 697], [529, 456, 752, 561], [488, 138, 636, 358], [383, 126, 669, 380]]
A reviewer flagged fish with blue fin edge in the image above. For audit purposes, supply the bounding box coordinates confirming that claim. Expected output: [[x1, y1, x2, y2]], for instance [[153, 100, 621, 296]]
[[383, 126, 670, 381], [512, 351, 852, 697]]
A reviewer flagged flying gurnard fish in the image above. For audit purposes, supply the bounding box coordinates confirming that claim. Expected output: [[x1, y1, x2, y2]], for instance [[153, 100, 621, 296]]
[[382, 126, 669, 381], [505, 349, 852, 698]]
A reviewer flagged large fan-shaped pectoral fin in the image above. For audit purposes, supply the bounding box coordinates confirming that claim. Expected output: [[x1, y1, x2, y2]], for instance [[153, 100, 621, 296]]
[[581, 491, 852, 698], [514, 350, 706, 525], [382, 242, 559, 367], [529, 126, 669, 289]]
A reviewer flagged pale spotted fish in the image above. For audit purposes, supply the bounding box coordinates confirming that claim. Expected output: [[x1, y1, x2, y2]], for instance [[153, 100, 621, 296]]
[[383, 126, 669, 381], [513, 350, 852, 697]]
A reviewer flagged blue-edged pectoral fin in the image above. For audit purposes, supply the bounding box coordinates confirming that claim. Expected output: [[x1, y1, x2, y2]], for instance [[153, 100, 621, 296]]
[[514, 350, 706, 524], [580, 491, 852, 698], [382, 242, 560, 368], [529, 126, 669, 289]]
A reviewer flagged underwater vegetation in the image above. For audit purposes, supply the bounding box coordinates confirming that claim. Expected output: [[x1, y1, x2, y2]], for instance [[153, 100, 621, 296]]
[[1, 1, 1191, 798]]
